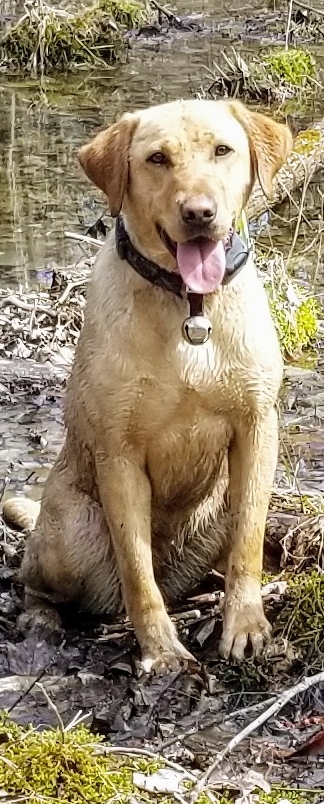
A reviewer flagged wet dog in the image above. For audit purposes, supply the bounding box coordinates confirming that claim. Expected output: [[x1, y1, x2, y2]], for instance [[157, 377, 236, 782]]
[[4, 99, 292, 673]]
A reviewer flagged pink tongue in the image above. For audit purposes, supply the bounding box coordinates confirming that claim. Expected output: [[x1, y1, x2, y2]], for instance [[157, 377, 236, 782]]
[[176, 239, 226, 294]]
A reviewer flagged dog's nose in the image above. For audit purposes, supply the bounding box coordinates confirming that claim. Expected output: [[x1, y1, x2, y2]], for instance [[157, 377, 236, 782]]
[[180, 195, 217, 226]]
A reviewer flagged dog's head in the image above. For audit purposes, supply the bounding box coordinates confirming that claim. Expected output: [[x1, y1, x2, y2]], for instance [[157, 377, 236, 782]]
[[78, 99, 292, 293]]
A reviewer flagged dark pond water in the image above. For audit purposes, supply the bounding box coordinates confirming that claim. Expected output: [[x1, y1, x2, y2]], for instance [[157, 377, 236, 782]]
[[0, 0, 243, 284]]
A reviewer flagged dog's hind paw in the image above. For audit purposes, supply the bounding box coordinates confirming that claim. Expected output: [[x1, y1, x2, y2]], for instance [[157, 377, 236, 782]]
[[17, 603, 63, 643]]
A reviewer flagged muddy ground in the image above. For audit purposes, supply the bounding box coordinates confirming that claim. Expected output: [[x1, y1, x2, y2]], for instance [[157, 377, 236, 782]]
[[0, 275, 324, 793]]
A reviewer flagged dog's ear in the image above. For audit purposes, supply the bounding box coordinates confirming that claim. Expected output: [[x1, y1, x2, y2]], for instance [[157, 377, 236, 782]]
[[229, 101, 293, 199], [78, 114, 138, 217]]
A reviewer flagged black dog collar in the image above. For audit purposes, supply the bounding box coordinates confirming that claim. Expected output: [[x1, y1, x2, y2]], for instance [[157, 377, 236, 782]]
[[115, 215, 250, 345]]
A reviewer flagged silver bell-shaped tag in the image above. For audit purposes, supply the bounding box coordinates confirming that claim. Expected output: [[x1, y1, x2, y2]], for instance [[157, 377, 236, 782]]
[[182, 314, 212, 345], [182, 292, 212, 345]]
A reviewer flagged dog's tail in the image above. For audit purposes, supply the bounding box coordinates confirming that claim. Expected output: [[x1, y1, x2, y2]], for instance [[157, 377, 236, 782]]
[[2, 497, 40, 531]]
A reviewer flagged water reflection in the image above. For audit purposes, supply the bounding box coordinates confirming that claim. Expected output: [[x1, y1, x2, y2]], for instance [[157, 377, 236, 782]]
[[0, 32, 225, 284]]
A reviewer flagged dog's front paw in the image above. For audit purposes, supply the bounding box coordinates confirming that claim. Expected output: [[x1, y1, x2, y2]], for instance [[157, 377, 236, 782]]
[[139, 616, 197, 675], [141, 643, 197, 675], [219, 582, 271, 661]]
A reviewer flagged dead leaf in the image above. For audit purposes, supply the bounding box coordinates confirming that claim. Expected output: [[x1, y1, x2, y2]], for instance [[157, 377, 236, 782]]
[[288, 729, 324, 759], [133, 768, 187, 794], [194, 616, 216, 646]]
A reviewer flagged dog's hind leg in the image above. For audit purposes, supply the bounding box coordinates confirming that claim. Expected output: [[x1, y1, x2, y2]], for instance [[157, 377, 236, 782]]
[[5, 472, 122, 635]]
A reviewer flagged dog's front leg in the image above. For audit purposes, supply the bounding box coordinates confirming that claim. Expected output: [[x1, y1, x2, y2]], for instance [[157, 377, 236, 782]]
[[219, 407, 278, 661], [96, 455, 194, 674]]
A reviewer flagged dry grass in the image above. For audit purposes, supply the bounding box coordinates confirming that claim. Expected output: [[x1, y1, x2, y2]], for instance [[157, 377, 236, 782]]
[[0, 0, 148, 73]]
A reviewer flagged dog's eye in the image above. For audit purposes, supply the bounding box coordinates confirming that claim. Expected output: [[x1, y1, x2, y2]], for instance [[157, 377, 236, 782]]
[[147, 152, 168, 165], [215, 145, 232, 157]]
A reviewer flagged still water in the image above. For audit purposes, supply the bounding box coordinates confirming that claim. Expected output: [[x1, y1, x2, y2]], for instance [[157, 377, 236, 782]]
[[0, 0, 299, 285]]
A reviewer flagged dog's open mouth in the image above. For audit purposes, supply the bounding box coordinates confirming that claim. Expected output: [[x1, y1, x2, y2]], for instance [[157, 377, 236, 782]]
[[157, 225, 226, 295]]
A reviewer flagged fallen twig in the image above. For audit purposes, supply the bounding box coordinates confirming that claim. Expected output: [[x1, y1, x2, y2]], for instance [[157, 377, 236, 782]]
[[0, 294, 56, 319], [159, 694, 277, 750], [57, 277, 90, 306], [190, 670, 324, 801], [64, 231, 103, 248], [285, 0, 294, 49], [92, 744, 199, 783], [150, 0, 181, 24], [36, 682, 65, 732]]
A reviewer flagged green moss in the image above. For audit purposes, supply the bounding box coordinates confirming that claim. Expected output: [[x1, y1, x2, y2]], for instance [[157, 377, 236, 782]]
[[220, 792, 314, 804], [293, 128, 321, 156], [0, 716, 214, 804], [270, 294, 319, 358], [260, 253, 320, 359], [262, 47, 316, 88], [261, 789, 315, 804], [0, 719, 159, 802], [201, 46, 318, 105], [0, 0, 148, 73], [0, 715, 318, 804], [274, 571, 324, 658]]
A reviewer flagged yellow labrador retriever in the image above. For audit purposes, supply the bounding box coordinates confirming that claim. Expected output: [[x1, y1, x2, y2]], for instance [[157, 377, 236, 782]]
[[4, 99, 292, 674]]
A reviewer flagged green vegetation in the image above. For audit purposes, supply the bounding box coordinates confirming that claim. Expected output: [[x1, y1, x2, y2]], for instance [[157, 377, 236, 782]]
[[275, 571, 324, 658], [0, 0, 148, 74], [293, 127, 322, 156], [224, 789, 316, 804], [261, 789, 315, 804], [259, 251, 320, 359], [270, 292, 319, 359], [202, 46, 319, 105], [0, 714, 317, 803], [0, 719, 161, 803], [262, 48, 316, 89]]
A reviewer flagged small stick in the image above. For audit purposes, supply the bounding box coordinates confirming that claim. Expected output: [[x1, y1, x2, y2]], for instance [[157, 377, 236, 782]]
[[57, 277, 90, 306], [159, 695, 277, 750], [0, 294, 57, 319], [7, 663, 54, 714], [64, 231, 103, 248], [172, 609, 202, 622], [93, 744, 198, 783], [36, 682, 65, 732], [190, 670, 324, 801], [150, 0, 181, 23], [285, 0, 294, 49]]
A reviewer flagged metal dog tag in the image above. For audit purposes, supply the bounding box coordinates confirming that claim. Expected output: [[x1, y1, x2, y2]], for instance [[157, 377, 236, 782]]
[[182, 315, 212, 345]]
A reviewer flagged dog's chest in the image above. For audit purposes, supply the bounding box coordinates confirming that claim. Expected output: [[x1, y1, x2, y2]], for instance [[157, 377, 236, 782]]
[[174, 337, 224, 389], [141, 343, 234, 507], [145, 389, 232, 508]]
